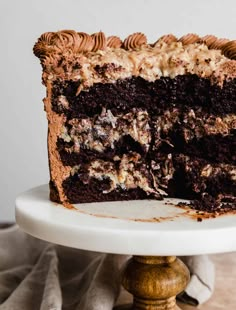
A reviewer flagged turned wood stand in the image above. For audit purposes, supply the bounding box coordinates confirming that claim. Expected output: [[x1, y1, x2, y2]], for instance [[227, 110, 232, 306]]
[[15, 185, 236, 310], [116, 256, 189, 310]]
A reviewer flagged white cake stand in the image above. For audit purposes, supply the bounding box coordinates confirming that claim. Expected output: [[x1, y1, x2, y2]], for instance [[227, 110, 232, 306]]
[[15, 185, 236, 310]]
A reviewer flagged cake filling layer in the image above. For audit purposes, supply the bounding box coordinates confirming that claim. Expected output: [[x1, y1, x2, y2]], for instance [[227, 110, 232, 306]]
[[87, 153, 165, 197], [60, 108, 151, 153], [38, 38, 236, 89], [57, 106, 236, 166], [60, 108, 235, 152]]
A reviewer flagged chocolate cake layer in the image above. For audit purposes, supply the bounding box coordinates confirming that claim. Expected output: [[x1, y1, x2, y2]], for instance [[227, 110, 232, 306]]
[[168, 155, 236, 201], [52, 76, 236, 118], [62, 175, 155, 204], [168, 132, 236, 164]]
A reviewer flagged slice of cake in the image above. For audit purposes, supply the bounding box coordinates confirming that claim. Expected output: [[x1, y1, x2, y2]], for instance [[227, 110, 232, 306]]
[[33, 30, 236, 209]]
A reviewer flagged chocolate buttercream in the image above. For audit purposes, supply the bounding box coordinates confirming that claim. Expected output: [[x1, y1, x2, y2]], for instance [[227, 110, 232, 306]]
[[123, 32, 147, 50], [51, 30, 80, 51], [222, 40, 236, 60], [44, 83, 71, 203], [91, 32, 106, 52], [153, 34, 177, 45], [34, 30, 236, 61], [200, 35, 232, 53], [179, 33, 200, 45], [107, 36, 123, 48], [201, 35, 218, 48], [77, 32, 94, 52], [209, 38, 230, 50], [39, 32, 54, 45]]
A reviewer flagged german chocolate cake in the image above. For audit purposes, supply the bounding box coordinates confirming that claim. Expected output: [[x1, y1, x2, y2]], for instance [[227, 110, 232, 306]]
[[33, 31, 236, 210]]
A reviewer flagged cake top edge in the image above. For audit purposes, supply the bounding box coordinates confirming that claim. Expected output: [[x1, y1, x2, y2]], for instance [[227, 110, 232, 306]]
[[33, 30, 236, 60]]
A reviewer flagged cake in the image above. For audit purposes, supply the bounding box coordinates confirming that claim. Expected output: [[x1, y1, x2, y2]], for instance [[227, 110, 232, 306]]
[[33, 30, 236, 210]]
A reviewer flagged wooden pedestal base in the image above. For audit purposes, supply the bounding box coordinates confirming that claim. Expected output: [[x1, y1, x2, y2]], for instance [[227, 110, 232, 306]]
[[115, 256, 190, 310]]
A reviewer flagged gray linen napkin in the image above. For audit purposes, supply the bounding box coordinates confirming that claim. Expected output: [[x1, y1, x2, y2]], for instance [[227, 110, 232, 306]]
[[0, 225, 214, 309]]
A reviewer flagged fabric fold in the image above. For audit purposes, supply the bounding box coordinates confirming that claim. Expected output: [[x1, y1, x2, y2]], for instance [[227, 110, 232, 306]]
[[0, 225, 215, 309]]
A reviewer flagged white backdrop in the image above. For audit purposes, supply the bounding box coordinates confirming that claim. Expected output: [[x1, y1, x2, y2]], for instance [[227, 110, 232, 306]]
[[0, 0, 235, 221]]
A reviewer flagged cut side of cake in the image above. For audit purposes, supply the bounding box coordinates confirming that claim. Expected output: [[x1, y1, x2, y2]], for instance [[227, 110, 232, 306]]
[[33, 31, 236, 209]]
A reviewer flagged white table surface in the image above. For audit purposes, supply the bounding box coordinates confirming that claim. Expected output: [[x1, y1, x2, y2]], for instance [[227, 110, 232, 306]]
[[15, 185, 236, 256]]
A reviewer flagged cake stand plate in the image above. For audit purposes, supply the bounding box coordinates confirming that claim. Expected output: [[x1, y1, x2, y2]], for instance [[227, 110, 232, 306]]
[[15, 184, 236, 256], [15, 185, 236, 310]]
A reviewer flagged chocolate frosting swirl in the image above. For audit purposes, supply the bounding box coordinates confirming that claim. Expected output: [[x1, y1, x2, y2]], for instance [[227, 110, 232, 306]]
[[51, 30, 80, 51], [33, 41, 47, 58], [201, 35, 218, 48], [77, 32, 94, 52], [33, 32, 55, 58], [222, 40, 236, 59], [179, 33, 200, 45], [107, 36, 122, 48], [91, 32, 106, 52], [209, 38, 230, 50], [38, 32, 54, 45], [123, 32, 147, 50], [33, 30, 235, 61], [153, 34, 177, 46]]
